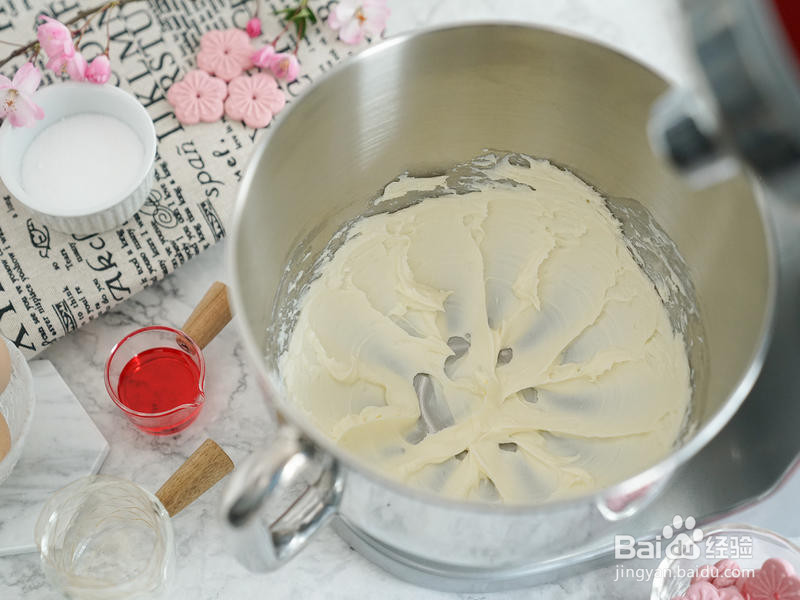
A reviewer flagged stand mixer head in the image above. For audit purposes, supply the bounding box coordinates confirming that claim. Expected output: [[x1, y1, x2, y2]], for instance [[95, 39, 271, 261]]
[[649, 0, 800, 195]]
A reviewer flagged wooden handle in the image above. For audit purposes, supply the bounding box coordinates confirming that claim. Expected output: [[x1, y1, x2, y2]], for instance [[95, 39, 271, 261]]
[[155, 439, 235, 517], [181, 281, 232, 350]]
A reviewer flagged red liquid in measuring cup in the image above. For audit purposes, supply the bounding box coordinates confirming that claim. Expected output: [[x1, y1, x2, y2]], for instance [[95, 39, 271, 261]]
[[118, 347, 201, 415]]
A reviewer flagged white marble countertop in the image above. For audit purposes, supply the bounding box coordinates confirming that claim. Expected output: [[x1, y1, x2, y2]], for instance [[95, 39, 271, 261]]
[[1, 1, 798, 598]]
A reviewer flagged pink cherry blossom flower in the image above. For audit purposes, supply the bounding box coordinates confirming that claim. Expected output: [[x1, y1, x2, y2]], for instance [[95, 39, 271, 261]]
[[65, 52, 88, 81], [745, 558, 800, 600], [327, 0, 390, 45], [196, 29, 254, 82], [45, 52, 69, 74], [224, 73, 285, 129], [37, 16, 74, 60], [270, 53, 299, 82], [86, 54, 111, 84], [246, 17, 262, 38], [0, 63, 44, 128], [167, 69, 227, 124], [251, 45, 276, 69]]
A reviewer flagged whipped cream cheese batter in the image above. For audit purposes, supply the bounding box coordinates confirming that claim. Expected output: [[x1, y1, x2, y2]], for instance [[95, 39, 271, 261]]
[[281, 157, 691, 504]]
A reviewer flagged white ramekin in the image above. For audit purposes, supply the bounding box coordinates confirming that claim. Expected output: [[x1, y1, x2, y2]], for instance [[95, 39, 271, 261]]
[[0, 82, 156, 235]]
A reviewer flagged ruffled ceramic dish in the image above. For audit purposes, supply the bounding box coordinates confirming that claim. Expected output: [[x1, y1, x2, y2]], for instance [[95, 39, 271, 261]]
[[0, 82, 156, 234]]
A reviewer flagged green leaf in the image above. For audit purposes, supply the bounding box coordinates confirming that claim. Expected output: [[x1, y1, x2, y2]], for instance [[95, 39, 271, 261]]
[[273, 1, 317, 44]]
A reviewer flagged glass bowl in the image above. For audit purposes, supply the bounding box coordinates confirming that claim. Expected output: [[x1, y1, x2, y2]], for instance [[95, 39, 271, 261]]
[[651, 523, 800, 599]]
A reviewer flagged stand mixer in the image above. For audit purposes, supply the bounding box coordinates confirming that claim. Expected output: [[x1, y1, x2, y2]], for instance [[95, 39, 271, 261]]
[[641, 0, 800, 548], [222, 2, 800, 591], [651, 0, 800, 194]]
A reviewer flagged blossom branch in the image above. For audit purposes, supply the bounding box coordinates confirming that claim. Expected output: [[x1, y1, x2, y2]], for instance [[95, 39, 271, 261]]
[[0, 0, 144, 69]]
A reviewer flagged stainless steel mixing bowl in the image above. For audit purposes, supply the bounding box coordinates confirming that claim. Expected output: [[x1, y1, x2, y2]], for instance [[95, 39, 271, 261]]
[[223, 24, 775, 590]]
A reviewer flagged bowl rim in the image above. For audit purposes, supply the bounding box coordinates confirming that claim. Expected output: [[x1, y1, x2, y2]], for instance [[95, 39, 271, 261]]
[[0, 82, 157, 219], [228, 21, 779, 515], [651, 523, 800, 599], [0, 337, 36, 482]]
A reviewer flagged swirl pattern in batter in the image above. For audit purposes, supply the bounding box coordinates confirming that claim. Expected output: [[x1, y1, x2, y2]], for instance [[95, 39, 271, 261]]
[[280, 157, 691, 504]]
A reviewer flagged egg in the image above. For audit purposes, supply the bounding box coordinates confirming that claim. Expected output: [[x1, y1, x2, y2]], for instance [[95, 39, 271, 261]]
[[0, 412, 9, 462], [0, 339, 11, 395], [0, 340, 12, 461]]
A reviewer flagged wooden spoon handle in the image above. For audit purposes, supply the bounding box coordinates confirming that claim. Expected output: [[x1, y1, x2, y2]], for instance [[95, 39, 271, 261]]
[[181, 281, 232, 350], [155, 439, 235, 517]]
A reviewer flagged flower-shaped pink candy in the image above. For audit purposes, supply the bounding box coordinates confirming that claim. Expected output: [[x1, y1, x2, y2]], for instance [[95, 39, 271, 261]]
[[692, 564, 716, 584], [197, 29, 253, 81], [717, 587, 744, 600], [746, 558, 800, 600], [683, 581, 720, 600], [224, 73, 285, 129], [712, 560, 742, 588], [167, 70, 227, 124]]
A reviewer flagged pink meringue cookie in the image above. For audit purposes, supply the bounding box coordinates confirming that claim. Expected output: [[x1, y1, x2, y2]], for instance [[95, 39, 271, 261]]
[[712, 559, 742, 588], [167, 69, 227, 124], [224, 72, 285, 128], [746, 558, 800, 600], [683, 581, 721, 600], [197, 29, 254, 81], [692, 564, 716, 584], [716, 586, 744, 600], [734, 573, 749, 593]]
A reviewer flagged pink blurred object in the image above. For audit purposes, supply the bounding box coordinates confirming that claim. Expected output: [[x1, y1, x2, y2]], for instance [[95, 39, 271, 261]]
[[716, 587, 744, 600], [252, 45, 276, 69], [197, 29, 253, 81], [712, 560, 742, 588], [65, 52, 88, 81], [167, 69, 227, 125], [246, 17, 262, 38], [270, 53, 299, 82], [745, 558, 800, 600], [683, 581, 721, 600], [86, 55, 111, 84], [327, 0, 389, 45], [36, 16, 74, 61], [692, 565, 716, 584], [224, 73, 285, 129], [0, 63, 44, 127]]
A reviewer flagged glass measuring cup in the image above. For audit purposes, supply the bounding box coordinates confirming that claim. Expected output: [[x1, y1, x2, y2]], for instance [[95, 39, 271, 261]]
[[104, 282, 232, 435], [35, 475, 175, 600], [35, 439, 233, 599], [105, 326, 205, 435]]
